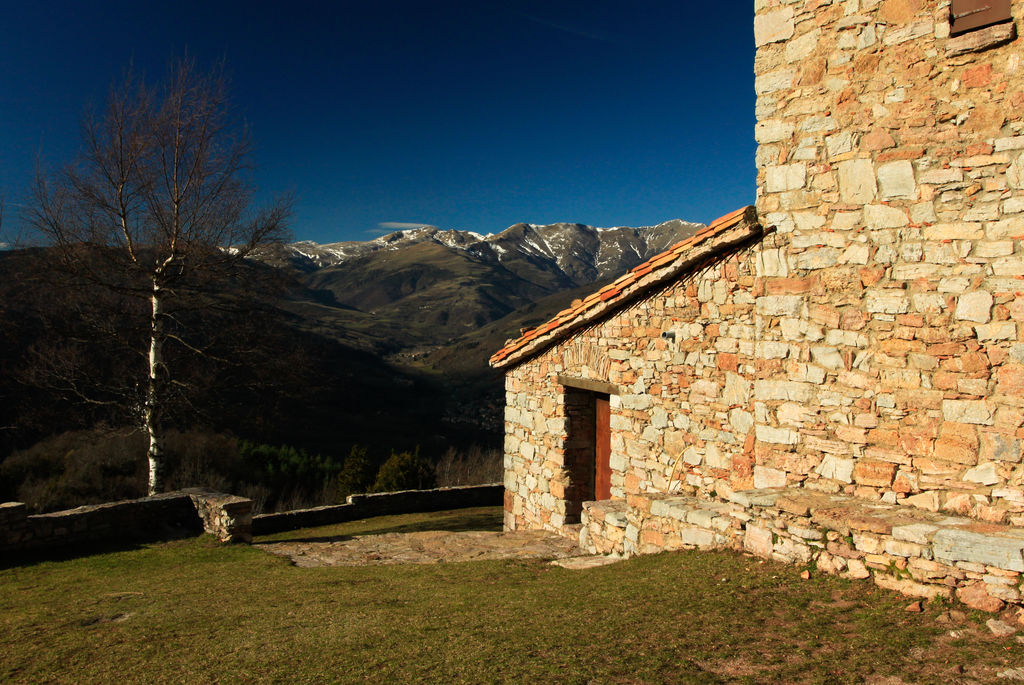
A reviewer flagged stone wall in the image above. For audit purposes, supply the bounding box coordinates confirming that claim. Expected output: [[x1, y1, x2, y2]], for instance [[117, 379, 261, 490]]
[[503, 245, 765, 532], [184, 488, 254, 543], [753, 0, 1024, 523], [1, 485, 500, 558], [2, 485, 501, 557], [503, 0, 1024, 536], [578, 487, 1024, 612], [0, 489, 252, 559], [252, 484, 503, 535]]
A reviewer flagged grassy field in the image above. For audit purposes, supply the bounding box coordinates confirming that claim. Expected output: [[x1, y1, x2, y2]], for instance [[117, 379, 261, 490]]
[[2, 507, 1021, 684]]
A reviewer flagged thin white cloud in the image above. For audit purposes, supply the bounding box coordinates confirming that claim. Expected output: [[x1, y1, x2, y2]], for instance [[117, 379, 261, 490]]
[[377, 221, 434, 230]]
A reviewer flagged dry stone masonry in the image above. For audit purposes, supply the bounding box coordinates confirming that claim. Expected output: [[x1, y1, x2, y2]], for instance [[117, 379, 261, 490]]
[[752, 0, 1023, 524], [494, 0, 1024, 612], [0, 485, 504, 558], [0, 489, 252, 558]]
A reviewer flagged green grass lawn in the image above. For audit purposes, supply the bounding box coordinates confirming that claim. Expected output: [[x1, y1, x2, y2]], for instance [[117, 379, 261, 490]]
[[2, 506, 1020, 683]]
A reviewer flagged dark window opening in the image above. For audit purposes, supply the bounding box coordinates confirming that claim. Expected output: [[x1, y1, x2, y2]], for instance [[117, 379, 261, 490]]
[[950, 0, 1013, 36]]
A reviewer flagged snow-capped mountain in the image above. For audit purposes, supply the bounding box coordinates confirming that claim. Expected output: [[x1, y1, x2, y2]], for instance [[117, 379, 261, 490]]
[[257, 217, 702, 387], [277, 218, 702, 286]]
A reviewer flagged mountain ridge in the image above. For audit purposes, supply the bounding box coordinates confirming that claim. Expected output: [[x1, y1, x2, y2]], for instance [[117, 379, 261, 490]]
[[264, 218, 702, 359], [274, 218, 703, 282], [255, 217, 704, 431], [0, 216, 705, 472]]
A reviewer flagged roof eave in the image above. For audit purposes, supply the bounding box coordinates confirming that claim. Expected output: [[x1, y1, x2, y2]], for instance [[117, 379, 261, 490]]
[[489, 206, 763, 371]]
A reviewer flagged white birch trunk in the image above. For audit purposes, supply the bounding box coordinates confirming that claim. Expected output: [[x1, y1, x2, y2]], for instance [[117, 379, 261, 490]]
[[146, 278, 165, 495]]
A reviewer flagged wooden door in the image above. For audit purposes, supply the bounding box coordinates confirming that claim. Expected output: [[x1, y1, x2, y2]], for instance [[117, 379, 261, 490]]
[[595, 395, 611, 500]]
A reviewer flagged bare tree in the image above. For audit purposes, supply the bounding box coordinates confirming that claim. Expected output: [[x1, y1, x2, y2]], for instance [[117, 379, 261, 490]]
[[28, 59, 291, 494]]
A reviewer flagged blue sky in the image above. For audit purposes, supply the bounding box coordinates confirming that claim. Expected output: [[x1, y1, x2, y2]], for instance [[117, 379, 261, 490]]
[[0, 1, 756, 243]]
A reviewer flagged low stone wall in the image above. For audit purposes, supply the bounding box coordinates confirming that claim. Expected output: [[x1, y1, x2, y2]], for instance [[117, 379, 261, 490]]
[[580, 488, 1024, 613], [252, 484, 503, 535], [1, 490, 253, 559], [184, 488, 254, 543], [1, 484, 500, 559]]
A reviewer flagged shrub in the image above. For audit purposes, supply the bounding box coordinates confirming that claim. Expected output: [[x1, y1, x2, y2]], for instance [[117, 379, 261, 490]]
[[0, 429, 146, 512], [335, 445, 376, 501], [372, 447, 435, 493], [238, 441, 341, 485], [434, 444, 502, 487]]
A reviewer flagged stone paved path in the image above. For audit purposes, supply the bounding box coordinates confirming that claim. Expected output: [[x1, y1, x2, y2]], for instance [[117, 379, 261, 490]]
[[254, 529, 582, 567]]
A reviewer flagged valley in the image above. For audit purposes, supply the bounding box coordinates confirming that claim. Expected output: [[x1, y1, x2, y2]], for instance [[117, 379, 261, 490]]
[[270, 218, 702, 371], [0, 217, 701, 512]]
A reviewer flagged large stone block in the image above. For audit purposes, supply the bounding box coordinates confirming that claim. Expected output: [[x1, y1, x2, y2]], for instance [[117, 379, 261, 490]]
[[874, 573, 952, 600], [765, 164, 806, 192], [754, 380, 815, 402], [942, 400, 995, 426], [815, 456, 855, 483], [755, 424, 799, 445], [705, 443, 734, 470], [754, 7, 794, 46], [757, 248, 789, 277], [795, 248, 839, 270], [993, 256, 1024, 276], [963, 462, 999, 486], [980, 433, 1022, 463], [755, 119, 795, 143], [925, 223, 984, 240], [744, 524, 774, 557], [865, 290, 909, 314], [974, 322, 1017, 341], [918, 168, 962, 184], [1007, 152, 1024, 189], [864, 204, 908, 229], [892, 523, 938, 545], [876, 160, 916, 199], [756, 295, 803, 316], [957, 582, 1006, 612], [879, 0, 925, 23], [753, 465, 788, 488], [810, 346, 844, 370], [755, 69, 797, 95], [785, 28, 819, 62], [987, 217, 1024, 240], [838, 158, 877, 203], [679, 527, 716, 548], [853, 460, 896, 487], [882, 20, 933, 46], [827, 131, 855, 158], [723, 373, 751, 405], [954, 291, 993, 323], [932, 529, 1024, 572]]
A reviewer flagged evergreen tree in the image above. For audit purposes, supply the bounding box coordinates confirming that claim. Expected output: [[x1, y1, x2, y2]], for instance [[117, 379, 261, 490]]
[[336, 445, 376, 500], [372, 447, 435, 493]]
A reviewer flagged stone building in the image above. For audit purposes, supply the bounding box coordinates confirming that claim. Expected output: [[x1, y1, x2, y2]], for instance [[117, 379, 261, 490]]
[[491, 1, 1024, 611]]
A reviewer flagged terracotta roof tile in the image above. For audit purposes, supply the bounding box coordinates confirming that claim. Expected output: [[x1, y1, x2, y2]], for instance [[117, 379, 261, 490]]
[[648, 253, 678, 269], [489, 206, 762, 368], [612, 272, 635, 285]]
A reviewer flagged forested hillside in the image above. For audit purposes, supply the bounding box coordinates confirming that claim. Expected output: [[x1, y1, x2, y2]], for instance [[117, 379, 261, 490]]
[[0, 218, 699, 512]]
